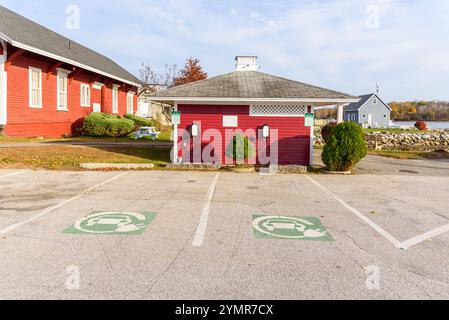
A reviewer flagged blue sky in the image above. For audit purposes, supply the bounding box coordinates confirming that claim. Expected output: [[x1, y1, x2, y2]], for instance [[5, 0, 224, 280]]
[[1, 0, 449, 102]]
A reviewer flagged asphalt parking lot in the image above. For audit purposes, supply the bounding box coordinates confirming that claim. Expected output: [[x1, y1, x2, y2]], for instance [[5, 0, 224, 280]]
[[0, 155, 449, 300]]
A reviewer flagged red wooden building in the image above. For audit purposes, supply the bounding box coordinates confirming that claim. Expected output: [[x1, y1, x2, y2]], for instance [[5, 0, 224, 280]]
[[0, 6, 140, 137], [151, 56, 358, 166]]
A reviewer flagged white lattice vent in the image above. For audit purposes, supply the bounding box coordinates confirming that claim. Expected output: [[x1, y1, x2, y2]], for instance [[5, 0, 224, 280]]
[[250, 104, 308, 117]]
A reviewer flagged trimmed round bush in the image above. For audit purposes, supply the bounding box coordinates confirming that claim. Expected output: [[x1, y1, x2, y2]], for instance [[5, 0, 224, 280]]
[[124, 114, 154, 127], [321, 121, 338, 144], [82, 113, 134, 137], [225, 134, 255, 163], [415, 121, 428, 131], [322, 122, 367, 172]]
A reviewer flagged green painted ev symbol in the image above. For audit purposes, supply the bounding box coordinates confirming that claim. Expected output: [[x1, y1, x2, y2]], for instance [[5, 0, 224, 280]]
[[252, 215, 334, 241], [64, 212, 157, 235]]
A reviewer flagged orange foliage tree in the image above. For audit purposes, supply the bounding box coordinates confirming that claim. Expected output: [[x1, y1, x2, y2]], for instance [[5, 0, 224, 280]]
[[173, 58, 208, 86]]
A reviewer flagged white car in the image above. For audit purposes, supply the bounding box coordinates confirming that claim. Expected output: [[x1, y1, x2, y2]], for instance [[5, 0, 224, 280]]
[[133, 127, 161, 141]]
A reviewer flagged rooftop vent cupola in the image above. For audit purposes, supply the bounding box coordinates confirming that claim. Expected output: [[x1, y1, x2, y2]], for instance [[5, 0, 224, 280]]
[[235, 56, 258, 71]]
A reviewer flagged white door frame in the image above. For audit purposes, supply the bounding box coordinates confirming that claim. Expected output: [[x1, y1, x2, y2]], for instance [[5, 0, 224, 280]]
[[368, 114, 373, 127], [0, 39, 7, 126]]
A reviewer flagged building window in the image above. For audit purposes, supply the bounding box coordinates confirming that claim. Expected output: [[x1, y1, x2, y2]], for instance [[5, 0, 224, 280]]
[[373, 98, 377, 104], [80, 84, 91, 107], [351, 114, 356, 121], [112, 85, 119, 114], [126, 92, 134, 114], [29, 67, 42, 108], [223, 116, 238, 127], [56, 69, 70, 111]]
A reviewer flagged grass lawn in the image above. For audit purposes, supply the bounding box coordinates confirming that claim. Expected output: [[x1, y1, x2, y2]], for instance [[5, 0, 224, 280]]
[[363, 128, 424, 134], [0, 145, 171, 170], [369, 149, 449, 160]]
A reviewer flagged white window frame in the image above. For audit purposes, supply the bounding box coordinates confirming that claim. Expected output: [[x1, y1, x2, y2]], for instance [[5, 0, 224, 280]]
[[56, 68, 70, 111], [80, 83, 91, 107], [29, 67, 42, 108], [112, 85, 119, 114], [126, 91, 135, 114]]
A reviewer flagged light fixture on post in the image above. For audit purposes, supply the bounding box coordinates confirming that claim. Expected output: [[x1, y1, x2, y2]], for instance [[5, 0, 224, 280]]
[[191, 123, 199, 137], [262, 124, 270, 138]]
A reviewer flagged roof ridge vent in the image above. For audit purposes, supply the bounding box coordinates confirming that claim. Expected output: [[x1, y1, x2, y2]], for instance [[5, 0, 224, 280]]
[[235, 56, 258, 72]]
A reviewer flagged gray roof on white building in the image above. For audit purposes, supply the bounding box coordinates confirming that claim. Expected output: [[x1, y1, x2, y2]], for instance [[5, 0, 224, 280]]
[[344, 93, 391, 112], [0, 5, 139, 86], [151, 71, 357, 102]]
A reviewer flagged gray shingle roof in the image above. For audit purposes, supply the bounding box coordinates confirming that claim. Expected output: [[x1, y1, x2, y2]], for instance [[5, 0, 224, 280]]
[[151, 71, 356, 100], [0, 5, 139, 86], [344, 94, 375, 111]]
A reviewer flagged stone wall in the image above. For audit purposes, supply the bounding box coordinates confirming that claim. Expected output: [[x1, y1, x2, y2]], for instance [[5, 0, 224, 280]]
[[314, 130, 449, 151]]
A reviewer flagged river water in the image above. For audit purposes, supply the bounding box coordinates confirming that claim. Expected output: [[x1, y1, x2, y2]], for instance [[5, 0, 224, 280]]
[[392, 121, 449, 130]]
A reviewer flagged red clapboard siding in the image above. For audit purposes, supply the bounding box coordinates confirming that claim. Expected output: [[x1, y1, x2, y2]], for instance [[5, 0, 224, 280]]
[[4, 50, 138, 138], [178, 104, 311, 166]]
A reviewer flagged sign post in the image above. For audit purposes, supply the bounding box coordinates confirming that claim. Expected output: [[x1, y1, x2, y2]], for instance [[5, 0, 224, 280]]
[[172, 111, 181, 125], [305, 113, 314, 127]]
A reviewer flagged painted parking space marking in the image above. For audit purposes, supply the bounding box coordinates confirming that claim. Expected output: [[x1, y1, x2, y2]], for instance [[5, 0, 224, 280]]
[[192, 173, 220, 247], [253, 215, 334, 241], [0, 172, 128, 236], [0, 171, 25, 180], [397, 223, 449, 250], [64, 212, 157, 235], [304, 175, 402, 247]]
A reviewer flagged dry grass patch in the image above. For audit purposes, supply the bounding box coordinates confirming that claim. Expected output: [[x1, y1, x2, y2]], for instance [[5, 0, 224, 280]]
[[0, 145, 171, 170]]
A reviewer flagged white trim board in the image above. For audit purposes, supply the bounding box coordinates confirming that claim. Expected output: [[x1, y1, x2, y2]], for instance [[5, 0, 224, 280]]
[[148, 97, 359, 105]]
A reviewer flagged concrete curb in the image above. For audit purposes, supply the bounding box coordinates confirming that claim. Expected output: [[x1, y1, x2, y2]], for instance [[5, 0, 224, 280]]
[[80, 163, 155, 170]]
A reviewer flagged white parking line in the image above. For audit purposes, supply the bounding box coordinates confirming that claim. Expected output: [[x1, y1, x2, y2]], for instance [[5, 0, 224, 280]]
[[0, 172, 128, 236], [192, 173, 220, 247], [398, 224, 449, 250], [304, 175, 402, 247], [0, 171, 25, 179]]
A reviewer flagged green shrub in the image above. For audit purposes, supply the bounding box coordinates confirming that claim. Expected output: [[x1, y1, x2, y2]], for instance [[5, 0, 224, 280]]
[[321, 121, 338, 144], [225, 134, 255, 163], [82, 112, 134, 137], [322, 122, 367, 171], [124, 114, 154, 127]]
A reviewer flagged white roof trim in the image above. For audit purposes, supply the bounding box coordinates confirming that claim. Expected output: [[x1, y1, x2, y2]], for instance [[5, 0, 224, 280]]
[[0, 35, 140, 87], [147, 97, 359, 104]]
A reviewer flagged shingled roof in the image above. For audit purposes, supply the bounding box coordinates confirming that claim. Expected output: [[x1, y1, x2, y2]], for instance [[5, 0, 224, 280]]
[[0, 5, 139, 86], [151, 71, 357, 103], [344, 93, 391, 112], [344, 94, 375, 111]]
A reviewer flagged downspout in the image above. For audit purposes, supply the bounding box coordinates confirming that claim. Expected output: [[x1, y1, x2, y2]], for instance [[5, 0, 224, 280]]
[[0, 40, 7, 134]]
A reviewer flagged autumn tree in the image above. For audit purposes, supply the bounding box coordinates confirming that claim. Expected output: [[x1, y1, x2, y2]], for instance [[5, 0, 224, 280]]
[[173, 58, 208, 86]]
